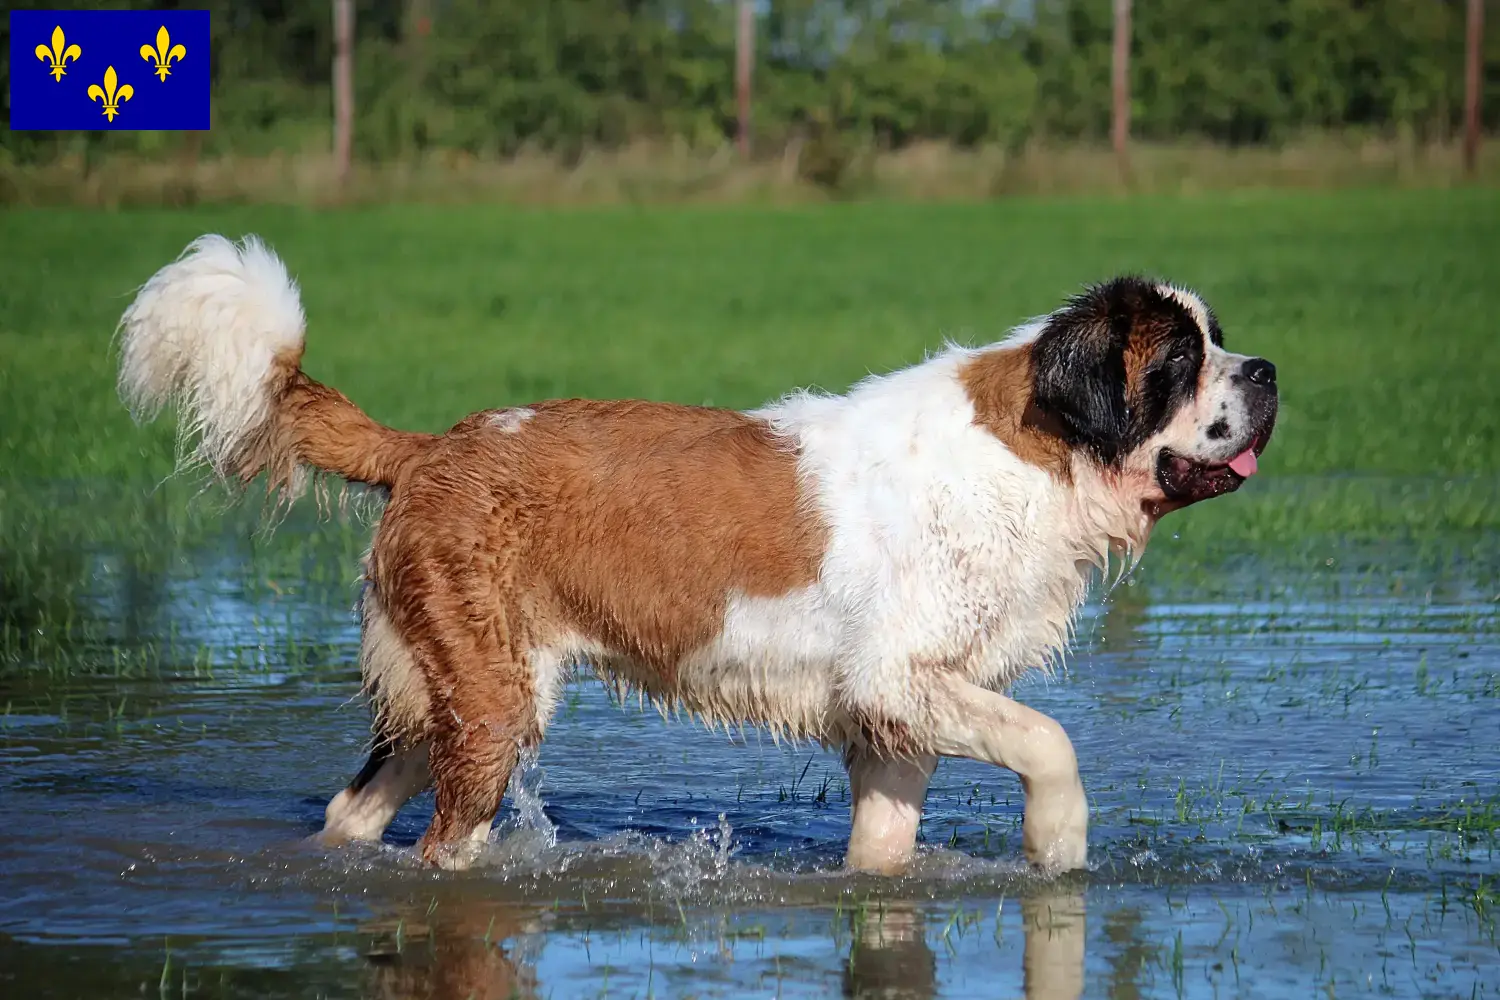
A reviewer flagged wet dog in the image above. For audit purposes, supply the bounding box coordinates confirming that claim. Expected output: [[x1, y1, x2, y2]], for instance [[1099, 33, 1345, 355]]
[[117, 235, 1275, 873]]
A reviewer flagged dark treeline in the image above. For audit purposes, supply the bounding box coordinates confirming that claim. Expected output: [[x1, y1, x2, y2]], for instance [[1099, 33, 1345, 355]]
[[3, 0, 1495, 163]]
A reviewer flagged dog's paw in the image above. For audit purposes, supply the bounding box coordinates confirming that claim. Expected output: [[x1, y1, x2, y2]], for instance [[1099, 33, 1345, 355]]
[[1021, 779, 1089, 873]]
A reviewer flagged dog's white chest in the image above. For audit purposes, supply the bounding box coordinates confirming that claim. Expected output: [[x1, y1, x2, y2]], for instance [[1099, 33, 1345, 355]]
[[758, 357, 1099, 691]]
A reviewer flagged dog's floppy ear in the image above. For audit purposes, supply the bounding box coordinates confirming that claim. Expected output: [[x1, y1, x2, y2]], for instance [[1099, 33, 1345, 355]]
[[1027, 291, 1131, 466]]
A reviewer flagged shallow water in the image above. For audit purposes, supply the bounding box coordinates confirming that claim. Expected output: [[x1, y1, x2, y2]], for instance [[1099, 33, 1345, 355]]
[[1, 480, 1497, 998]]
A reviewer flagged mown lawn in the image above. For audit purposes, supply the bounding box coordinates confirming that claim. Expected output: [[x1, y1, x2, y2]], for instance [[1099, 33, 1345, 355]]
[[1, 188, 1497, 545]]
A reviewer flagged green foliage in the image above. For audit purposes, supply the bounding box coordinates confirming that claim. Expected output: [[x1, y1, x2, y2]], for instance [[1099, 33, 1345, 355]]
[[357, 0, 738, 158], [1028, 0, 1481, 144], [4, 0, 1497, 170]]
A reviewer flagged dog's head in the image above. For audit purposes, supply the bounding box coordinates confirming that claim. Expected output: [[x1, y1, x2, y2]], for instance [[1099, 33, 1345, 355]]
[[1022, 277, 1277, 514]]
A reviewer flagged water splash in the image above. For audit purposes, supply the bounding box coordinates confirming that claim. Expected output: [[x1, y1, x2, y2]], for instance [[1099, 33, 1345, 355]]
[[492, 746, 558, 853], [712, 812, 735, 875]]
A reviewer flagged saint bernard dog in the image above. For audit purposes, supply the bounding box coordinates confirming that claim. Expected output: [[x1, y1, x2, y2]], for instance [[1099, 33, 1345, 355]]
[[116, 235, 1276, 874]]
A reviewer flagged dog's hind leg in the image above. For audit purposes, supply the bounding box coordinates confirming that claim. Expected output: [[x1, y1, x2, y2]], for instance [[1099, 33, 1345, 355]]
[[315, 584, 435, 846], [419, 706, 528, 869], [319, 738, 432, 844], [371, 472, 543, 870], [412, 633, 538, 871]]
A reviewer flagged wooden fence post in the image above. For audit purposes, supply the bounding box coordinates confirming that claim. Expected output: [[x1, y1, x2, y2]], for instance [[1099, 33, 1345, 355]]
[[736, 0, 754, 158], [1466, 0, 1485, 176], [1112, 0, 1132, 181], [333, 0, 355, 190]]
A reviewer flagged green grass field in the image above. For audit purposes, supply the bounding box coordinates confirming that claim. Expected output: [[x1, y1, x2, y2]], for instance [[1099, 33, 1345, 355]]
[[1, 188, 1497, 549]]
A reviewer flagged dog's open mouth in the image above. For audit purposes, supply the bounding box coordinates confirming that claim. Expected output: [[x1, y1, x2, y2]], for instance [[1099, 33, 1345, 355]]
[[1156, 435, 1268, 505]]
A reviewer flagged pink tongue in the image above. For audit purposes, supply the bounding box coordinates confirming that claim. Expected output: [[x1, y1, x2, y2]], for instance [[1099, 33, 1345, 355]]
[[1227, 448, 1258, 478]]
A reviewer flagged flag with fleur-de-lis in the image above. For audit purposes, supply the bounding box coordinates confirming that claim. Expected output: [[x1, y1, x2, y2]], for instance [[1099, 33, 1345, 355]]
[[9, 9, 210, 130]]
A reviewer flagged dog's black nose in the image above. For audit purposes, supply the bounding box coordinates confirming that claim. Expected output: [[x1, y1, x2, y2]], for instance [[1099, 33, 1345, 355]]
[[1241, 358, 1276, 387]]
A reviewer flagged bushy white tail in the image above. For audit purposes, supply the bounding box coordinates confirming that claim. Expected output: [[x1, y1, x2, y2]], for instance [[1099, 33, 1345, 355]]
[[117, 234, 432, 495], [118, 234, 307, 480]]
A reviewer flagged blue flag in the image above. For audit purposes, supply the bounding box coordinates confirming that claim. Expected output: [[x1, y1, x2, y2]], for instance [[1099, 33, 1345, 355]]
[[9, 9, 211, 130]]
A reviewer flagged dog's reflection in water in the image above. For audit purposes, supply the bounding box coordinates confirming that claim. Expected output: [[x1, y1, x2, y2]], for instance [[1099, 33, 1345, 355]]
[[842, 892, 1086, 1000], [359, 890, 1086, 1000], [843, 901, 938, 998], [361, 902, 539, 1000], [1020, 892, 1087, 1000]]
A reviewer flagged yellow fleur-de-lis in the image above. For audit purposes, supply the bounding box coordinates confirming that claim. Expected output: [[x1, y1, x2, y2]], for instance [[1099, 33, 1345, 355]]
[[34, 25, 82, 82], [140, 25, 186, 81], [87, 66, 134, 122]]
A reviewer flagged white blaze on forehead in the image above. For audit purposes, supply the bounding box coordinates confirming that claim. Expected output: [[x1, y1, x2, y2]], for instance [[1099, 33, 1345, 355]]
[[1156, 283, 1211, 339]]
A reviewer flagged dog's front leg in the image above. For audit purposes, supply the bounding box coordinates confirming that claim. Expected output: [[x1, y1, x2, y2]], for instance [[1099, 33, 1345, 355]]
[[844, 750, 937, 874], [928, 675, 1088, 872]]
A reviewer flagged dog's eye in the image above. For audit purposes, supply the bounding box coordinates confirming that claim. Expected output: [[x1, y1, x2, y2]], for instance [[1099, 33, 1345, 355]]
[[1169, 351, 1192, 367]]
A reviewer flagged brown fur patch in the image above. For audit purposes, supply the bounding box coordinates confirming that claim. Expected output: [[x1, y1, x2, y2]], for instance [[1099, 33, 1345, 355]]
[[227, 348, 439, 495], [356, 398, 826, 856], [525, 400, 826, 674], [958, 346, 1073, 480], [1120, 315, 1177, 408], [276, 371, 438, 489]]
